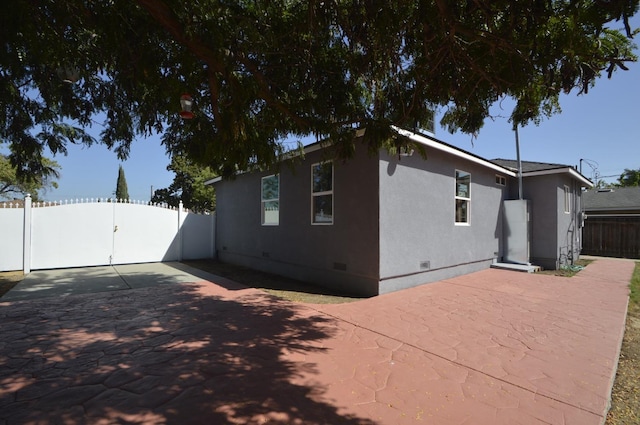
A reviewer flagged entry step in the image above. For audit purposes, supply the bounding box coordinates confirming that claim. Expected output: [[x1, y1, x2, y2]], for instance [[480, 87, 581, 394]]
[[490, 262, 541, 273]]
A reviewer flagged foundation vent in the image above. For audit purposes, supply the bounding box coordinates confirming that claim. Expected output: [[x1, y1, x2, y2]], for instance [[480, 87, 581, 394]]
[[333, 262, 347, 271], [419, 261, 431, 270]]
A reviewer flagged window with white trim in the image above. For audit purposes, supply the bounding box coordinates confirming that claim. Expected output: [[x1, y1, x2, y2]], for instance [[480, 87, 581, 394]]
[[261, 175, 279, 225], [564, 185, 570, 213], [455, 170, 471, 224], [495, 175, 506, 186], [311, 161, 333, 224]]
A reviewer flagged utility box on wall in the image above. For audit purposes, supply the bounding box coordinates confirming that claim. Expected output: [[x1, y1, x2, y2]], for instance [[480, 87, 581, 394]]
[[503, 200, 531, 265]]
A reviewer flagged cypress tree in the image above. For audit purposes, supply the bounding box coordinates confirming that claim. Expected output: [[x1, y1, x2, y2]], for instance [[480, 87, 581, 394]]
[[115, 165, 129, 201]]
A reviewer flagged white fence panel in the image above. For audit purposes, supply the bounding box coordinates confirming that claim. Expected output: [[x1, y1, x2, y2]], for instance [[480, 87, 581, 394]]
[[31, 203, 114, 269], [0, 197, 215, 273], [181, 212, 216, 260], [112, 203, 180, 264], [0, 207, 25, 271]]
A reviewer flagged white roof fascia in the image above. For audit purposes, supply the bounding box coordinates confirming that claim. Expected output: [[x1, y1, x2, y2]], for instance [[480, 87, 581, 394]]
[[303, 143, 323, 155], [522, 167, 593, 187], [392, 126, 517, 177], [204, 176, 222, 185]]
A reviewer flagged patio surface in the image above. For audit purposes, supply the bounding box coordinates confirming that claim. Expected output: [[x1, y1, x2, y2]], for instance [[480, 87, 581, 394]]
[[0, 258, 634, 424]]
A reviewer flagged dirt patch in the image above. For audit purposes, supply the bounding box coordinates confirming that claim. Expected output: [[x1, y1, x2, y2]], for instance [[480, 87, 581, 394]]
[[536, 259, 593, 277], [0, 271, 24, 298], [183, 259, 364, 304], [605, 266, 640, 425], [606, 307, 640, 424]]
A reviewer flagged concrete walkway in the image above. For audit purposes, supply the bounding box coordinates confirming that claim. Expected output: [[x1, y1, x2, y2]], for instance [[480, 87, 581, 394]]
[[0, 259, 634, 424], [0, 262, 234, 302]]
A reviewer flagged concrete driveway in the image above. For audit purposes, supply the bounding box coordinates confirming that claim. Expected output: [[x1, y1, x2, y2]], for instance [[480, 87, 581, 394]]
[[0, 258, 634, 424]]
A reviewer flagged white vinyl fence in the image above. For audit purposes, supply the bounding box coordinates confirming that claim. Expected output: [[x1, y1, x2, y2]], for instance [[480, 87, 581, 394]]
[[0, 195, 215, 273]]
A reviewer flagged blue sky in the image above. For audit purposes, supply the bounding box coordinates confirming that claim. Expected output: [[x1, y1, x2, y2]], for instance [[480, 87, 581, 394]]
[[32, 18, 640, 201]]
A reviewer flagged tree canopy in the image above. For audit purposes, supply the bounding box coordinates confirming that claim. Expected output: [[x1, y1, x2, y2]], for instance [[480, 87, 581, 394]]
[[617, 168, 640, 186], [0, 154, 60, 201], [115, 165, 129, 200], [1, 0, 638, 178], [151, 156, 216, 212]]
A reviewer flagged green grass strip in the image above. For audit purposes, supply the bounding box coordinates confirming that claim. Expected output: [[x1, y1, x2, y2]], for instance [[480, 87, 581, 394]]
[[629, 262, 640, 311]]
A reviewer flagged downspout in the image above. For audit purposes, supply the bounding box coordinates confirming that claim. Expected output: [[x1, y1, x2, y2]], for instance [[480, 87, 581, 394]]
[[570, 180, 575, 265], [515, 126, 523, 200], [573, 178, 580, 264]]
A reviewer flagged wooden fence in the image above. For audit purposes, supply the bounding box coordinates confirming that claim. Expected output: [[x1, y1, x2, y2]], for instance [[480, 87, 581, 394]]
[[582, 215, 640, 259]]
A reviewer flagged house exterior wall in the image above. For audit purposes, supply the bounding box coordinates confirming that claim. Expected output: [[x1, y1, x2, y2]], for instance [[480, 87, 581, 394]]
[[377, 148, 507, 294], [214, 144, 381, 296], [557, 177, 582, 266], [521, 175, 558, 269]]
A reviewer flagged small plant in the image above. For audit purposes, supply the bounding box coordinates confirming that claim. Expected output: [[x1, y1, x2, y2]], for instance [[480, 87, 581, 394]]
[[629, 262, 640, 312], [538, 258, 593, 277]]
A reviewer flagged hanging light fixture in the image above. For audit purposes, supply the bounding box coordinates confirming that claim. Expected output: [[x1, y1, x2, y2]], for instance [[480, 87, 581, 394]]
[[179, 94, 194, 119], [56, 65, 80, 84]]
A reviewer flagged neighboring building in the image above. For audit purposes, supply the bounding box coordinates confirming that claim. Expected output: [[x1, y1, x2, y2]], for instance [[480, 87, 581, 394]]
[[581, 187, 640, 258], [583, 186, 640, 215], [208, 129, 592, 296]]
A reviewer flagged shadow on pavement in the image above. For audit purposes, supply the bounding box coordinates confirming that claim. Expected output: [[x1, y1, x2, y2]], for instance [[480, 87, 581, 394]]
[[0, 280, 377, 424], [183, 259, 366, 301]]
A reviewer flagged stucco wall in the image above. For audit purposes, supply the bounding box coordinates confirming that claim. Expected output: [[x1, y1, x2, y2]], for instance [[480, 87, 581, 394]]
[[214, 144, 381, 296], [556, 177, 582, 266], [522, 175, 558, 269], [521, 174, 582, 269], [378, 148, 507, 293]]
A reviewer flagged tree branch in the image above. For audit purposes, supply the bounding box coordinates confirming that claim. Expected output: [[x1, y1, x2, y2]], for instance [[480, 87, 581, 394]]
[[135, 0, 310, 132]]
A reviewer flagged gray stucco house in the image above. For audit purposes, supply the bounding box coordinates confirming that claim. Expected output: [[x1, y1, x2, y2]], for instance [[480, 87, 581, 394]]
[[209, 128, 592, 296]]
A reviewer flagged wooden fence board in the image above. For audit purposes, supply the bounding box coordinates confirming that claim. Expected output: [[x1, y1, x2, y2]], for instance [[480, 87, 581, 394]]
[[582, 216, 640, 259]]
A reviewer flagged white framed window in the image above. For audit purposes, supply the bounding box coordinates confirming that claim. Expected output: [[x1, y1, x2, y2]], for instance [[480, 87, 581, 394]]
[[564, 185, 570, 213], [311, 161, 333, 225], [261, 175, 279, 225], [495, 175, 506, 186], [455, 170, 471, 224]]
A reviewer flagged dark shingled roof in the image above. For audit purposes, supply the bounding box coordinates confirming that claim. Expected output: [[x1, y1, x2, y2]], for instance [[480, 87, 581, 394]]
[[491, 159, 572, 173], [583, 187, 640, 211]]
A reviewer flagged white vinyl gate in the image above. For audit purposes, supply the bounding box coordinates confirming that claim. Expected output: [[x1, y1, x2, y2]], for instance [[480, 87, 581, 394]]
[[0, 196, 215, 273]]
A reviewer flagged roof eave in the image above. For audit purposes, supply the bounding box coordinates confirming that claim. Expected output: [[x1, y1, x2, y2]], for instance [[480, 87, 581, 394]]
[[204, 176, 222, 186], [391, 126, 517, 177], [521, 167, 593, 187]]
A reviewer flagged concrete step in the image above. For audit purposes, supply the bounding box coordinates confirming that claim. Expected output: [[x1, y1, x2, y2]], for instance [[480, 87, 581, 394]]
[[490, 262, 541, 273]]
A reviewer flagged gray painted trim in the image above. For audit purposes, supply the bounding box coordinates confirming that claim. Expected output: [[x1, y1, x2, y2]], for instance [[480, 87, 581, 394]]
[[585, 207, 640, 212], [587, 213, 640, 217]]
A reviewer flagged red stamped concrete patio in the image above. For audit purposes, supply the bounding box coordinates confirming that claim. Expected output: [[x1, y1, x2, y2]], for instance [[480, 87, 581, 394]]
[[0, 258, 633, 424]]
